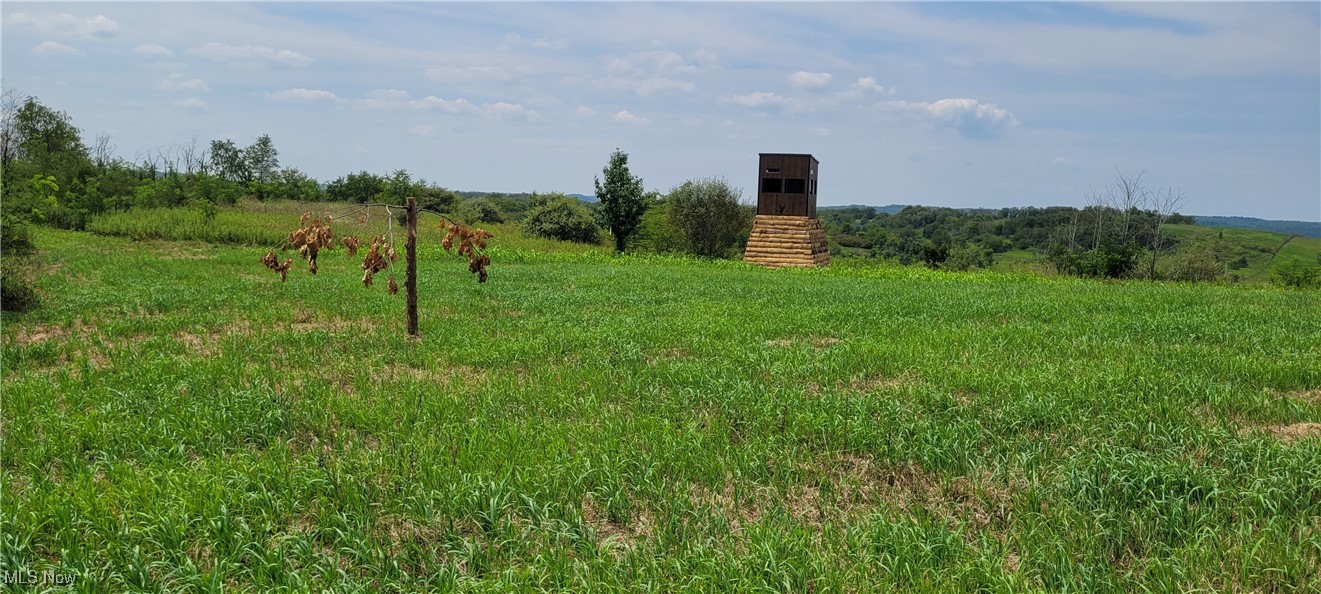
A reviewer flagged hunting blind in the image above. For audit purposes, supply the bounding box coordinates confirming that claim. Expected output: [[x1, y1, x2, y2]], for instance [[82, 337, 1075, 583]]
[[743, 153, 831, 267]]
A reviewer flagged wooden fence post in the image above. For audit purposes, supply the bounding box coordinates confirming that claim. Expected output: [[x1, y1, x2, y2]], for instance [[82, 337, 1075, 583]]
[[405, 196, 419, 338]]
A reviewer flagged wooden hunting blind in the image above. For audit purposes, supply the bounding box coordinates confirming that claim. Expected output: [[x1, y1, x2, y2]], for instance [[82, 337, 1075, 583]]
[[744, 153, 831, 268], [756, 153, 818, 218]]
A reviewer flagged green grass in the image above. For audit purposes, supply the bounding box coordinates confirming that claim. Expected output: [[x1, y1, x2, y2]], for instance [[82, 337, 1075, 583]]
[[3, 210, 1320, 592], [984, 226, 1321, 284], [1163, 224, 1321, 283]]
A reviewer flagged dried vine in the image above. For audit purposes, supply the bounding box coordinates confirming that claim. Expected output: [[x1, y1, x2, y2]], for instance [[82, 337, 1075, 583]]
[[258, 202, 492, 289]]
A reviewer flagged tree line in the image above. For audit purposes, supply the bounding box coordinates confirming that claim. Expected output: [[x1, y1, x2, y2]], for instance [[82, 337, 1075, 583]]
[[819, 171, 1198, 279], [0, 91, 757, 311]]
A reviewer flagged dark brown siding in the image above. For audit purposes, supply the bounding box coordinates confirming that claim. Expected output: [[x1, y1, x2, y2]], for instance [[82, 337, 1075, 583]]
[[757, 154, 818, 218]]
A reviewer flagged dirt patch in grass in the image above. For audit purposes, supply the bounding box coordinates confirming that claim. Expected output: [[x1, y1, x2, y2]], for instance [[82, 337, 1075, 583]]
[[582, 494, 654, 550], [288, 316, 376, 334], [1284, 389, 1321, 404], [765, 336, 842, 350], [844, 371, 923, 393], [689, 478, 766, 535], [646, 347, 691, 366], [175, 331, 218, 357], [9, 320, 100, 346], [1264, 422, 1321, 443], [376, 513, 441, 557], [792, 454, 1016, 535], [173, 320, 254, 357]]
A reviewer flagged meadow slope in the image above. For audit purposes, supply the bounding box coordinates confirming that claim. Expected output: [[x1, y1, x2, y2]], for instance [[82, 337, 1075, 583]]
[[3, 223, 1320, 592]]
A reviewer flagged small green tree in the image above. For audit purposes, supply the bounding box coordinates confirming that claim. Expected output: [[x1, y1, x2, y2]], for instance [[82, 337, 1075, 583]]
[[593, 149, 646, 253], [456, 198, 506, 225], [525, 193, 600, 244], [665, 177, 752, 258]]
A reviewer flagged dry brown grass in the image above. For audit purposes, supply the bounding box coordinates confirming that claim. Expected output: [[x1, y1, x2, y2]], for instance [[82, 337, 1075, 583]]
[[765, 336, 842, 350], [1263, 422, 1321, 443], [1285, 389, 1321, 404], [790, 454, 1017, 536], [844, 371, 923, 393], [582, 494, 654, 550], [688, 478, 766, 535]]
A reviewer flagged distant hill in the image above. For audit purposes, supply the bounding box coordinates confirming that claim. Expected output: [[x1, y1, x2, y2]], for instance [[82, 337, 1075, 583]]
[[1192, 215, 1321, 239], [820, 204, 907, 215], [456, 191, 596, 203]]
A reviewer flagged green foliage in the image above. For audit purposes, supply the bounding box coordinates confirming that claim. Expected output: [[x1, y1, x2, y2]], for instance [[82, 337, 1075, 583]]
[[455, 198, 506, 225], [593, 149, 647, 253], [414, 183, 459, 214], [941, 244, 993, 271], [326, 171, 385, 203], [275, 168, 323, 202], [524, 192, 601, 244], [8, 97, 92, 199], [0, 257, 40, 311], [630, 193, 684, 254], [1160, 245, 1223, 282], [381, 169, 413, 205], [1052, 241, 1141, 279], [87, 207, 289, 245], [664, 177, 753, 259], [1272, 261, 1320, 289]]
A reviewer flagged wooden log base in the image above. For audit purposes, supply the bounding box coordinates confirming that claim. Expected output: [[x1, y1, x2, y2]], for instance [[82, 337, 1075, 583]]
[[743, 215, 831, 268]]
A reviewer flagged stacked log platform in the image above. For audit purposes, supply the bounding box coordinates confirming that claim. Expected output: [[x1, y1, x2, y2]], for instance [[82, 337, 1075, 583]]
[[743, 215, 831, 268]]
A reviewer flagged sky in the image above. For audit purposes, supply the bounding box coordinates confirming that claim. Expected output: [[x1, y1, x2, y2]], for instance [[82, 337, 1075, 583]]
[[2, 2, 1319, 221]]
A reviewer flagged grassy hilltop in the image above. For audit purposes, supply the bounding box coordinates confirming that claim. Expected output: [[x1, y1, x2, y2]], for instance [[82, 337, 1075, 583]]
[[3, 202, 1320, 592]]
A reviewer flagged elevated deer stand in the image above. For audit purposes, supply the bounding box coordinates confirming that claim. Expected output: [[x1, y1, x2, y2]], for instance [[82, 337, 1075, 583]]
[[743, 153, 830, 268]]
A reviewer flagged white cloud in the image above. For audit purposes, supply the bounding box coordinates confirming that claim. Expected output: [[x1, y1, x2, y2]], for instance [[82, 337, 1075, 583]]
[[410, 96, 477, 113], [595, 76, 695, 97], [407, 124, 433, 136], [836, 76, 891, 101], [32, 41, 78, 55], [355, 89, 411, 109], [880, 98, 1020, 138], [596, 49, 706, 97], [724, 91, 787, 108], [406, 96, 538, 121], [721, 90, 834, 113], [6, 12, 118, 38], [191, 43, 312, 66], [134, 44, 173, 56], [613, 110, 650, 124], [425, 66, 513, 83], [608, 50, 701, 76], [160, 73, 209, 92], [636, 78, 696, 96], [503, 32, 568, 50], [365, 89, 410, 101], [789, 71, 833, 90], [269, 88, 344, 103], [690, 48, 719, 69], [575, 105, 595, 117], [485, 102, 541, 121], [174, 98, 208, 111]]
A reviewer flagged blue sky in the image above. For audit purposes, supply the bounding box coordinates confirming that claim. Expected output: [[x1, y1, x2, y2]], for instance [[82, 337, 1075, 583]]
[[3, 2, 1318, 220]]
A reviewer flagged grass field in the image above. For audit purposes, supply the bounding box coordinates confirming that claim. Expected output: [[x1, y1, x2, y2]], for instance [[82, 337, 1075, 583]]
[[1162, 224, 1321, 284], [3, 205, 1320, 592], [986, 225, 1321, 283]]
